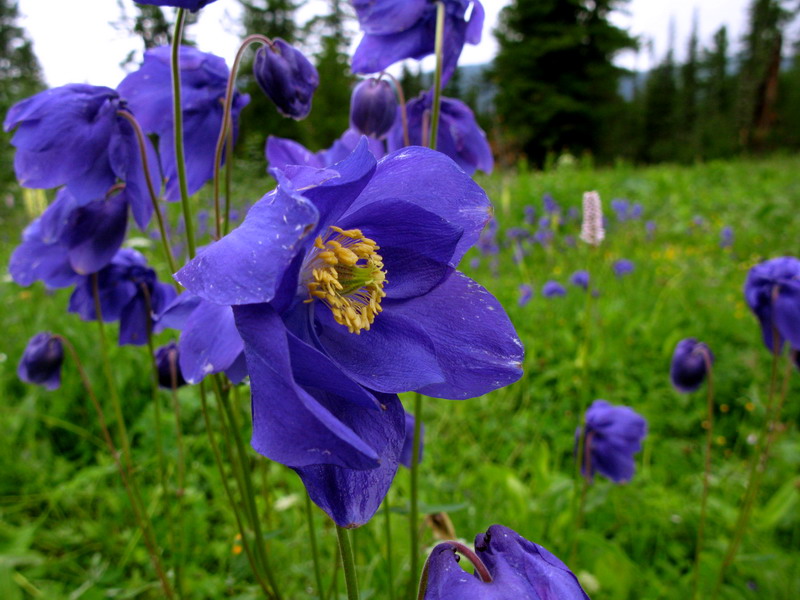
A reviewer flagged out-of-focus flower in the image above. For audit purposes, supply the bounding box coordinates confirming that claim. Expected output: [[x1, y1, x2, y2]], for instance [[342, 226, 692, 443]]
[[175, 142, 523, 527], [477, 218, 499, 255], [266, 130, 385, 172], [630, 203, 643, 219], [387, 91, 492, 175], [118, 46, 250, 201], [4, 84, 158, 221], [670, 338, 713, 393], [155, 341, 187, 389], [523, 205, 536, 225], [68, 249, 177, 346], [253, 39, 319, 120], [18, 333, 64, 391], [645, 220, 656, 239], [580, 191, 604, 246], [421, 524, 590, 599], [543, 193, 560, 214], [518, 284, 533, 306], [570, 270, 590, 290], [135, 0, 218, 9], [542, 280, 566, 298], [505, 227, 528, 241], [400, 411, 424, 468], [613, 259, 634, 278], [744, 256, 800, 353], [350, 77, 397, 139], [351, 0, 485, 85], [720, 226, 734, 248], [610, 198, 630, 221], [577, 400, 647, 483]]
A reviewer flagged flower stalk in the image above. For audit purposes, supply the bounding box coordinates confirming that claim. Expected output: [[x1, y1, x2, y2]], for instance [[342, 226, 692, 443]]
[[409, 392, 423, 599], [428, 1, 446, 150], [305, 493, 325, 600], [336, 525, 360, 600]]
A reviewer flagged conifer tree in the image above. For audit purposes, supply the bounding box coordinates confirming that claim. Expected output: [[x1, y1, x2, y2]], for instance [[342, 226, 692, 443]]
[[699, 26, 737, 158]]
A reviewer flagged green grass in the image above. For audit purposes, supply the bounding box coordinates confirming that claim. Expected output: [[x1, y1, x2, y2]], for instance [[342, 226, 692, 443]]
[[1, 155, 799, 599]]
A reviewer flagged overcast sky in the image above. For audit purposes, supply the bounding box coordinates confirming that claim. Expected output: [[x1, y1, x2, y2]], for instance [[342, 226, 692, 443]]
[[17, 0, 755, 89]]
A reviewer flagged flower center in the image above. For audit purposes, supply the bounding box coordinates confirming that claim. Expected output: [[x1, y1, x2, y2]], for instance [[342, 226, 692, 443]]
[[304, 226, 387, 334]]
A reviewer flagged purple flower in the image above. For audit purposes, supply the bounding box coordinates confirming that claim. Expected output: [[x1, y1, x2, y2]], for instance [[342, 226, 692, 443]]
[[577, 400, 647, 483], [720, 226, 734, 248], [670, 338, 713, 393], [505, 227, 528, 241], [68, 249, 177, 346], [155, 342, 187, 389], [630, 203, 643, 219], [422, 524, 590, 599], [254, 39, 319, 120], [117, 46, 250, 201], [351, 0, 485, 85], [135, 1, 218, 9], [570, 270, 590, 290], [537, 216, 550, 229], [518, 284, 533, 306], [175, 141, 523, 527], [476, 218, 499, 255], [610, 198, 630, 221], [645, 220, 656, 238], [400, 411, 424, 468], [523, 205, 536, 225], [542, 193, 560, 214], [566, 206, 580, 223], [4, 84, 158, 223], [744, 257, 800, 353], [350, 77, 398, 139], [612, 259, 634, 278], [266, 129, 385, 172], [387, 91, 493, 175], [18, 333, 64, 391], [542, 280, 566, 298]]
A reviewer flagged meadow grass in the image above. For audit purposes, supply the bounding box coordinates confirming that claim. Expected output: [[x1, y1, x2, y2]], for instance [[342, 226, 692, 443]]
[[1, 155, 798, 599]]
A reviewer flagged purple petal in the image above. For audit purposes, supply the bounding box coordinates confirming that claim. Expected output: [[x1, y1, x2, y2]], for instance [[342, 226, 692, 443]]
[[63, 192, 129, 275], [352, 0, 428, 35], [179, 300, 244, 383]]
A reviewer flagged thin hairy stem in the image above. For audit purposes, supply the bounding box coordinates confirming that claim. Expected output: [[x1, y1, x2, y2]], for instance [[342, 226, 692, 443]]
[[336, 525, 359, 600], [428, 2, 446, 150]]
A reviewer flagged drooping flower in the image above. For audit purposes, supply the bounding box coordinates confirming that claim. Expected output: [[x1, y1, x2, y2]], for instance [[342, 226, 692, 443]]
[[266, 128, 385, 172], [670, 338, 713, 393], [351, 0, 485, 85], [118, 45, 250, 201], [580, 191, 604, 246], [135, 0, 218, 9], [175, 141, 523, 526], [18, 333, 64, 391], [744, 256, 800, 353], [387, 91, 492, 175], [350, 77, 398, 139], [542, 280, 566, 298], [253, 39, 319, 120], [155, 341, 188, 389], [577, 400, 647, 483], [612, 259, 634, 278], [68, 249, 177, 346], [421, 524, 590, 599], [518, 284, 533, 306], [4, 84, 158, 224], [570, 270, 590, 290]]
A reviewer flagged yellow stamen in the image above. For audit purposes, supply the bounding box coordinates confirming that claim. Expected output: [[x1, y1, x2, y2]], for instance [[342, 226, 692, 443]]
[[303, 226, 387, 334]]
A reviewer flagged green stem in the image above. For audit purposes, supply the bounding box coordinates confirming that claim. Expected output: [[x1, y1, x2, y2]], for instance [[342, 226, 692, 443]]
[[305, 493, 325, 600], [384, 499, 395, 600], [691, 354, 715, 600], [570, 431, 593, 565], [223, 125, 234, 236], [336, 525, 359, 600], [167, 352, 187, 599], [428, 1, 445, 150], [408, 393, 423, 599], [171, 8, 196, 258]]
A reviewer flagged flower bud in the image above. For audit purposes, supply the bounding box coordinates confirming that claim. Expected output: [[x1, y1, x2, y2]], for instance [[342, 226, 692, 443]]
[[670, 338, 713, 393], [254, 39, 319, 120], [155, 342, 187, 389], [18, 333, 64, 390], [349, 78, 397, 139]]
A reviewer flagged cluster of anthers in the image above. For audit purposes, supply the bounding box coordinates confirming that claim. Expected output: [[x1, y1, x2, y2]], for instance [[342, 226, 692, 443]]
[[305, 226, 387, 334]]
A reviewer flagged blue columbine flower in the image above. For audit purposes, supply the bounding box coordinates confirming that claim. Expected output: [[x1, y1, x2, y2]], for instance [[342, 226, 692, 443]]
[[387, 91, 492, 175], [155, 341, 188, 389], [4, 84, 159, 223], [350, 77, 398, 139], [577, 400, 647, 483], [118, 45, 250, 201], [744, 256, 800, 354], [175, 140, 523, 527], [422, 524, 590, 599], [253, 39, 319, 120], [266, 129, 386, 172], [351, 0, 484, 85], [570, 270, 590, 290], [68, 249, 177, 346], [542, 280, 566, 298], [670, 338, 713, 393], [18, 332, 65, 391], [135, 0, 218, 9], [613, 259, 634, 278]]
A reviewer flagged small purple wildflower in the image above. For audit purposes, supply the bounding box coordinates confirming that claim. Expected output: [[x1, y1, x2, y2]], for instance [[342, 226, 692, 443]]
[[518, 284, 533, 306], [720, 226, 734, 248], [670, 338, 713, 393], [570, 270, 590, 290], [18, 332, 64, 391], [155, 341, 187, 389], [543, 193, 560, 214], [577, 400, 647, 483], [645, 220, 656, 238], [613, 259, 634, 278], [542, 280, 566, 297], [524, 205, 536, 225]]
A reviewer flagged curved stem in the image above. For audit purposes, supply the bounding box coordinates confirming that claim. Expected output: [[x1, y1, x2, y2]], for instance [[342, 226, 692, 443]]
[[416, 540, 492, 600], [171, 8, 196, 259], [212, 34, 273, 239], [116, 110, 179, 283], [336, 525, 359, 600], [691, 354, 715, 600], [428, 2, 446, 150], [223, 125, 234, 236], [408, 393, 423, 599]]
